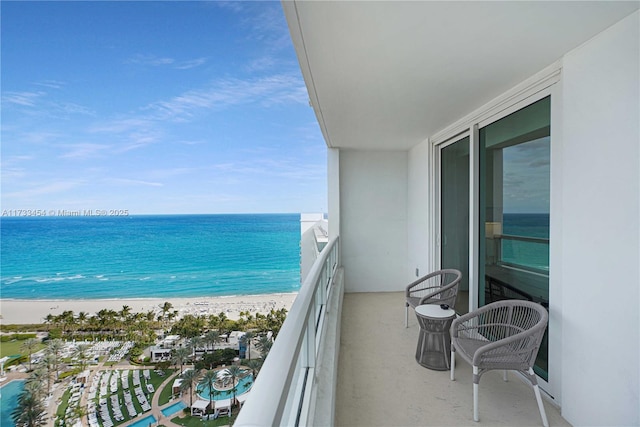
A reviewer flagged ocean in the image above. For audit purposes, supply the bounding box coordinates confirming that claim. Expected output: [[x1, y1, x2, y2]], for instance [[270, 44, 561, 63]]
[[501, 213, 550, 271], [0, 214, 301, 300]]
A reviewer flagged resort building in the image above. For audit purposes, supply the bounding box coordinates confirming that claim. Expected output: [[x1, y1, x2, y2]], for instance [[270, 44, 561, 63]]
[[237, 2, 639, 427], [300, 213, 328, 281], [149, 346, 172, 363]]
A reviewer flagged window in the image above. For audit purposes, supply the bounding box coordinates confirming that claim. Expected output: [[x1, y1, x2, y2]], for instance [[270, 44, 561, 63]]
[[478, 96, 550, 380]]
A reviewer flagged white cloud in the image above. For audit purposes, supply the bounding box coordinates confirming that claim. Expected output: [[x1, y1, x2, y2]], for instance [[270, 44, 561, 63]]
[[107, 178, 163, 187], [144, 73, 308, 122], [34, 80, 66, 89], [2, 91, 46, 107], [245, 56, 276, 72], [126, 54, 175, 66], [51, 102, 95, 117], [2, 181, 83, 199], [126, 54, 207, 70], [59, 143, 111, 159], [211, 157, 325, 181], [174, 58, 207, 70]]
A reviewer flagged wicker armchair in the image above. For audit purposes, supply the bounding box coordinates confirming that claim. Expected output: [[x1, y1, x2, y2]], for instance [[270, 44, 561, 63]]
[[405, 269, 461, 327], [450, 300, 549, 426]]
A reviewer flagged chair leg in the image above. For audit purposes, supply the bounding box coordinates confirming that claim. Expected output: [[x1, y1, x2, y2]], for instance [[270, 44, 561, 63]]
[[473, 366, 479, 422], [503, 370, 508, 382], [405, 304, 409, 328], [450, 349, 455, 381], [530, 368, 549, 427]]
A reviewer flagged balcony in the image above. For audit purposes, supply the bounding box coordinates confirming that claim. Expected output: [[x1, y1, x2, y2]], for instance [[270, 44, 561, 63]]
[[236, 237, 571, 426], [336, 291, 569, 426]]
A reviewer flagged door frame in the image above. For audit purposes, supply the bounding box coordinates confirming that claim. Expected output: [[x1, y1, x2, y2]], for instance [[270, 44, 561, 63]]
[[430, 62, 561, 399]]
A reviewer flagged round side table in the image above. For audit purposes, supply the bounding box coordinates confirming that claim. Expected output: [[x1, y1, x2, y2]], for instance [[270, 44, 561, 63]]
[[415, 304, 456, 370]]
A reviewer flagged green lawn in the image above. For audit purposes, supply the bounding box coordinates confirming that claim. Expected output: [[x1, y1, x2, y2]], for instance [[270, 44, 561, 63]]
[[158, 372, 177, 406], [55, 388, 72, 427], [0, 339, 46, 358], [149, 368, 174, 393]]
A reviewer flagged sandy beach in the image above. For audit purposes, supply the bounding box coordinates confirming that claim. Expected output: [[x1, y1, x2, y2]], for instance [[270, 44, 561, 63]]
[[0, 293, 298, 325]]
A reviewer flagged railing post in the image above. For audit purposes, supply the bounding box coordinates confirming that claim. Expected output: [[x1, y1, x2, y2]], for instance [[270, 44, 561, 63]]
[[305, 306, 316, 368]]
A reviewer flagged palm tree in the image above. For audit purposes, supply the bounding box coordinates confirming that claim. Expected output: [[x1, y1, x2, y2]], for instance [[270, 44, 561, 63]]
[[161, 301, 173, 317], [45, 339, 65, 380], [255, 335, 273, 359], [11, 388, 46, 427], [87, 316, 100, 341], [21, 338, 40, 371], [168, 310, 178, 325], [204, 330, 220, 355], [41, 353, 56, 394], [58, 310, 75, 335], [77, 312, 88, 332], [245, 359, 262, 381], [23, 378, 44, 401], [179, 368, 201, 408], [160, 301, 173, 327], [216, 312, 228, 331], [119, 305, 132, 323], [266, 308, 288, 337], [73, 344, 91, 371], [43, 314, 55, 328], [96, 309, 115, 334], [239, 331, 255, 360], [172, 347, 191, 374], [198, 370, 218, 414], [190, 336, 204, 358], [26, 367, 48, 399], [221, 365, 246, 408]]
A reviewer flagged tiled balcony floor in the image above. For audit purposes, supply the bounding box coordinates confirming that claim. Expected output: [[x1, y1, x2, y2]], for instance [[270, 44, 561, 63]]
[[335, 292, 571, 427]]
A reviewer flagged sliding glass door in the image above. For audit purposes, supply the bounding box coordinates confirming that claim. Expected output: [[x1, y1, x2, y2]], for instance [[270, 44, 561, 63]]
[[440, 136, 470, 315], [478, 96, 550, 380]]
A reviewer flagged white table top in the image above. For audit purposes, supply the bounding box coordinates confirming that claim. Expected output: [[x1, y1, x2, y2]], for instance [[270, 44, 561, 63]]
[[415, 304, 456, 319]]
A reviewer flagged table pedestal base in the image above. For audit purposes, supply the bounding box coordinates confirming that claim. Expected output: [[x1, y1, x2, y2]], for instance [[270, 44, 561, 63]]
[[415, 327, 451, 370]]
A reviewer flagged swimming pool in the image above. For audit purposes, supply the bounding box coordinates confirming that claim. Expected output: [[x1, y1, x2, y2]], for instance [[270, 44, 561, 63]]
[[161, 401, 186, 417], [128, 414, 156, 427], [1, 380, 25, 427], [197, 375, 252, 400]]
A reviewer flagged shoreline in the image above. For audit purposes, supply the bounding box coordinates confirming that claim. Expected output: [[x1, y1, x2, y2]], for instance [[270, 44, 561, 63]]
[[0, 293, 298, 325]]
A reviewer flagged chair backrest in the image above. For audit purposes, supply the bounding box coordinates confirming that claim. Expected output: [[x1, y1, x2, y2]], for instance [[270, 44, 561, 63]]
[[407, 269, 462, 307], [474, 300, 548, 366]]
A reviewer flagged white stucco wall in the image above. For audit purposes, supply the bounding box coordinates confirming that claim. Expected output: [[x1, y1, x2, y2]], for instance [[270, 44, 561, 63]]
[[559, 11, 639, 426], [339, 150, 408, 293], [328, 148, 341, 240], [408, 139, 434, 282]]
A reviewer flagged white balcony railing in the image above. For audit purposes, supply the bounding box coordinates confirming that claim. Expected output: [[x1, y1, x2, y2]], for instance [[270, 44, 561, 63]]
[[235, 236, 341, 426]]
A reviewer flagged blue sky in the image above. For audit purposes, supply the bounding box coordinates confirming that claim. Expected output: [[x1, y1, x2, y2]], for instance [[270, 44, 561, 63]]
[[1, 1, 327, 215]]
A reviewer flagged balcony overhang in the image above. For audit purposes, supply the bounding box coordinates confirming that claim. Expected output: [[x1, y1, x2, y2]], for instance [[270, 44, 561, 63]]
[[283, 1, 638, 151]]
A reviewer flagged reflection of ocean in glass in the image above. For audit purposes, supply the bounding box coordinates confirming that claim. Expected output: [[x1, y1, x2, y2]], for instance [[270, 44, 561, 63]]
[[501, 213, 550, 271]]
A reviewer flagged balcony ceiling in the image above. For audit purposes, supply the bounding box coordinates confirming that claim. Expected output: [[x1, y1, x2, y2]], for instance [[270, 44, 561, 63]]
[[284, 1, 639, 151]]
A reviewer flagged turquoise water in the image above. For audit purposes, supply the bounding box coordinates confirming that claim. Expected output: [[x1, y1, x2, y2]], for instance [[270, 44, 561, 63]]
[[161, 401, 186, 416], [128, 414, 156, 427], [0, 380, 25, 427], [198, 375, 252, 400], [1, 214, 300, 299], [501, 213, 549, 271]]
